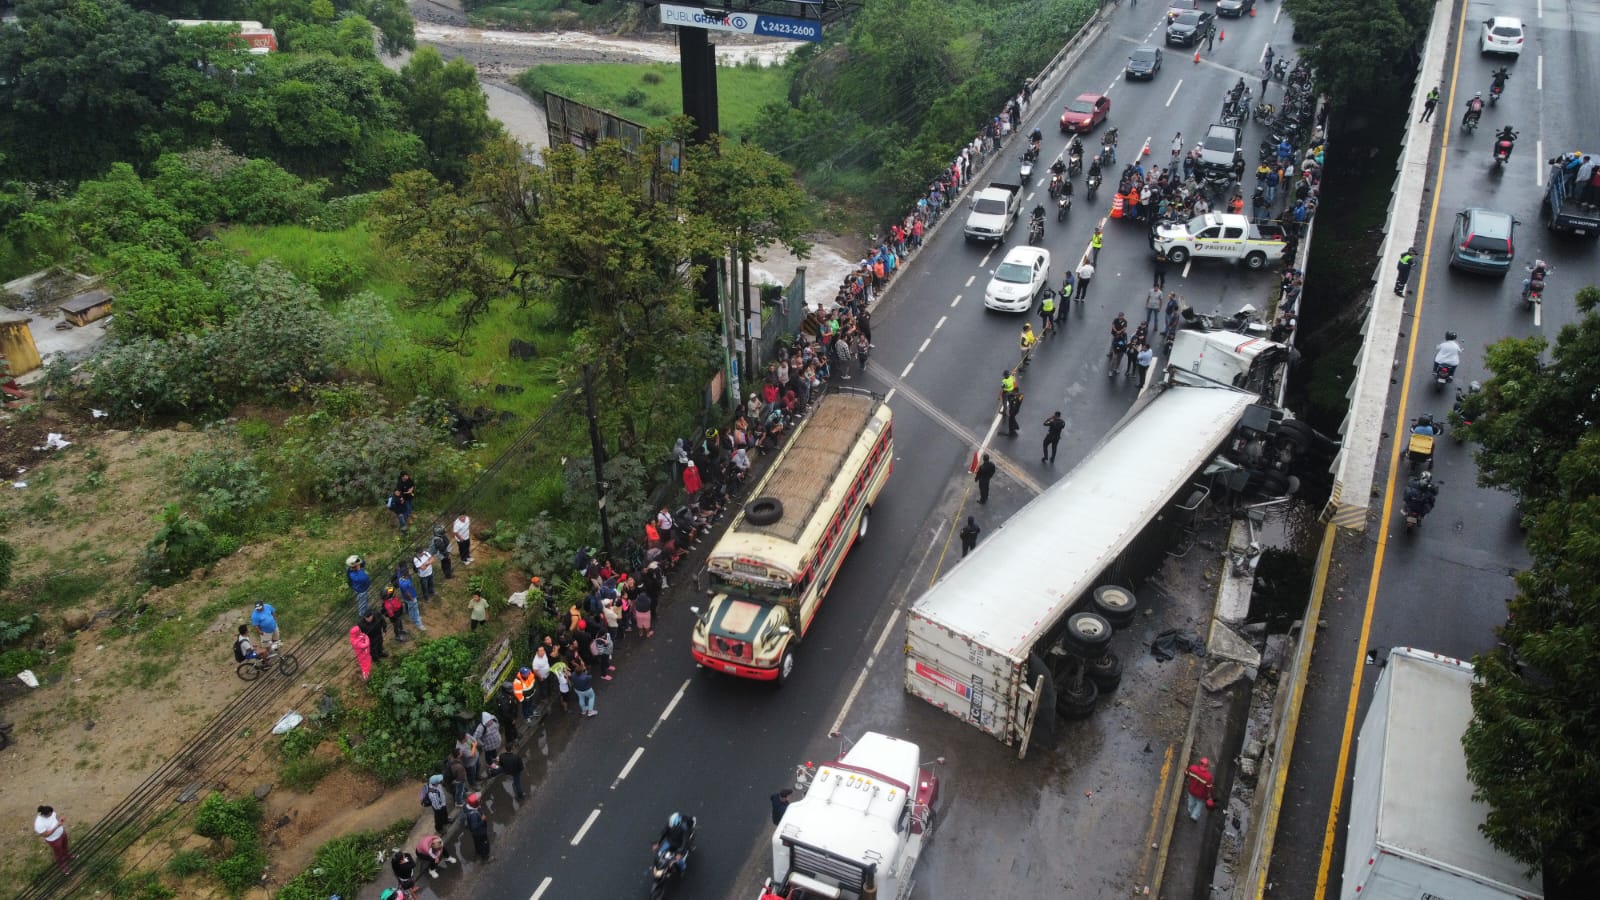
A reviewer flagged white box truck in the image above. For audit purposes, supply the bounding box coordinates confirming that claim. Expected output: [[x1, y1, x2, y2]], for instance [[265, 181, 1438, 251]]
[[1341, 647, 1544, 900]]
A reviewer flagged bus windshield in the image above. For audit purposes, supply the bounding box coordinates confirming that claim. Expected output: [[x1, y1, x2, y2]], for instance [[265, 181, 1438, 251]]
[[709, 570, 791, 604]]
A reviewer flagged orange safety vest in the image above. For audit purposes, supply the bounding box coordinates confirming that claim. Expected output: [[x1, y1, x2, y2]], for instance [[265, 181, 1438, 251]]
[[1110, 193, 1125, 219], [513, 672, 535, 701]]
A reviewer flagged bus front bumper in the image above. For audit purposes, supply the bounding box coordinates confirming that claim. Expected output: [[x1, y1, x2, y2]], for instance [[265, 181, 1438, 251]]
[[692, 648, 779, 681]]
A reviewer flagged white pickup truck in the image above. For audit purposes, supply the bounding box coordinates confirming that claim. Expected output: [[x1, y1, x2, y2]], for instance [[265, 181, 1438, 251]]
[[1150, 212, 1287, 270], [963, 181, 1022, 243]]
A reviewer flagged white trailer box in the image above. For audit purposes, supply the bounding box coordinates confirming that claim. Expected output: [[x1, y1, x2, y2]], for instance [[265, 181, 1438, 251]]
[[1341, 648, 1544, 900], [904, 383, 1255, 753]]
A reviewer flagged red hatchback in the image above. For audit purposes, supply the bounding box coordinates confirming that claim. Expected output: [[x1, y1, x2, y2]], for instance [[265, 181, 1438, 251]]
[[1060, 93, 1111, 133]]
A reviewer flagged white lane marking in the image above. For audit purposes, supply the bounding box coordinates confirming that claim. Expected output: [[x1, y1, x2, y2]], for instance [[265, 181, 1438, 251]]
[[1273, 4, 1282, 23], [570, 808, 601, 846], [1166, 79, 1183, 107], [1106, 78, 1118, 93], [1536, 140, 1544, 186], [965, 274, 975, 287], [1537, 55, 1543, 90], [918, 338, 931, 354], [829, 608, 903, 735], [1537, 0, 1543, 17], [885, 388, 897, 403], [532, 876, 554, 900], [1027, 190, 1037, 202], [610, 746, 645, 789], [1534, 301, 1542, 328], [935, 315, 948, 330], [645, 679, 689, 739], [901, 361, 915, 378], [1260, 44, 1270, 63], [980, 248, 994, 267], [1183, 259, 1194, 278], [951, 294, 962, 308]]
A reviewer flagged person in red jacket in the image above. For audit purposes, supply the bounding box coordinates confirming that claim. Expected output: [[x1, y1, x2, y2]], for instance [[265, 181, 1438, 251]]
[[682, 460, 702, 500], [1185, 756, 1215, 821]]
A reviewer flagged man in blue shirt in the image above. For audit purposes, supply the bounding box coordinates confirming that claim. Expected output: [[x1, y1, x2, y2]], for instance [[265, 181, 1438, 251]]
[[346, 556, 372, 617], [250, 602, 280, 645]]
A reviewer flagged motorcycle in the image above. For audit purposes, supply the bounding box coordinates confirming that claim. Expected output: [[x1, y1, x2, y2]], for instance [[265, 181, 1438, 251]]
[[1057, 193, 1071, 222], [1448, 381, 1481, 442], [1462, 112, 1479, 135], [1085, 171, 1101, 201], [1432, 361, 1456, 392], [1489, 83, 1503, 106], [1406, 414, 1443, 475], [1048, 173, 1063, 199], [1068, 149, 1083, 177], [1492, 132, 1517, 168], [649, 816, 697, 900], [1027, 213, 1045, 245], [1019, 155, 1034, 185], [1521, 267, 1546, 312], [1402, 470, 1438, 532]]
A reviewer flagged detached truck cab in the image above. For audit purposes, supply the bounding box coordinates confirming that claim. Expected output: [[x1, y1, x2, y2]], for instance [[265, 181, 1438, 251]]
[[767, 732, 942, 900], [692, 389, 893, 685]]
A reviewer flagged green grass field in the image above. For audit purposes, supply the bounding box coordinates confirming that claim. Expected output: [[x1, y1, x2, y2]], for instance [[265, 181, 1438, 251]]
[[470, 0, 623, 30], [517, 61, 789, 142]]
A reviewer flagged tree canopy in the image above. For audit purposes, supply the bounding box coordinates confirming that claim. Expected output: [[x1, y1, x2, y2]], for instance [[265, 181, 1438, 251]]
[[1460, 285, 1600, 887], [1282, 0, 1431, 108]]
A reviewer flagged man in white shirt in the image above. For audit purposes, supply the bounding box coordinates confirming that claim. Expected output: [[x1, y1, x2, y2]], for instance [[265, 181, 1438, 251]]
[[35, 805, 71, 874], [452, 514, 473, 566]]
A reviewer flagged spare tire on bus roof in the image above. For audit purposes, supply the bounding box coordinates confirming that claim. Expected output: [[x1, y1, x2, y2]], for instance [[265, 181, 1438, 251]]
[[745, 497, 784, 526]]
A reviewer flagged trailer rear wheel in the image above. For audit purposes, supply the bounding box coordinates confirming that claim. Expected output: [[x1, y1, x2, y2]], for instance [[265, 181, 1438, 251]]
[[1056, 677, 1100, 720], [1064, 612, 1114, 657], [1087, 651, 1123, 692], [1091, 585, 1138, 628]]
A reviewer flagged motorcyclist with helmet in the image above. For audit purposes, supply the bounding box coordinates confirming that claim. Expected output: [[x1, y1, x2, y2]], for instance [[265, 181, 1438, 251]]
[[1493, 126, 1519, 161], [1434, 331, 1462, 369], [654, 812, 694, 874], [1463, 92, 1485, 127], [1522, 258, 1551, 302], [1489, 66, 1509, 94]]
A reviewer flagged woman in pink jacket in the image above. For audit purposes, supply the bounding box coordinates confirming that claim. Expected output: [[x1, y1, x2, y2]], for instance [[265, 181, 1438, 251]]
[[349, 625, 372, 680]]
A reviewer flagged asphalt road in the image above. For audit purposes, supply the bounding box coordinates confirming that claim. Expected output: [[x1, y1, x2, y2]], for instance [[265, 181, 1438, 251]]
[[432, 5, 1337, 899], [1265, 0, 1600, 896]]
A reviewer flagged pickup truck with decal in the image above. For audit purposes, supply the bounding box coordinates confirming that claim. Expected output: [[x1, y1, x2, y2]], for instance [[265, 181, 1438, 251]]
[[1150, 212, 1287, 270]]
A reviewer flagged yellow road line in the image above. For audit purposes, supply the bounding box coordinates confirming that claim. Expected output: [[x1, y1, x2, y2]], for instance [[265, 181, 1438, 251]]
[[1310, 4, 1470, 896], [1137, 742, 1177, 883]]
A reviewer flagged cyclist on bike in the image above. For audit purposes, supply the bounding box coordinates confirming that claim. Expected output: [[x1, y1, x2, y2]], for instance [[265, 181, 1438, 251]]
[[233, 625, 260, 663]]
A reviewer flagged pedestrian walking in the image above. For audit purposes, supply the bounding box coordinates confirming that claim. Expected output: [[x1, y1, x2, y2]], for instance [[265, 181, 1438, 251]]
[[391, 848, 418, 890], [381, 587, 409, 641], [854, 331, 870, 376], [1075, 260, 1096, 300], [770, 789, 795, 826], [424, 774, 450, 832], [1090, 227, 1104, 264], [412, 547, 436, 600], [395, 569, 425, 631], [475, 711, 503, 769], [573, 660, 598, 717], [1205, 23, 1215, 51], [1059, 269, 1075, 313], [634, 589, 655, 638], [1042, 411, 1065, 463], [468, 590, 488, 631], [1185, 756, 1216, 820], [591, 627, 615, 679], [1136, 342, 1155, 387], [551, 658, 571, 713], [498, 749, 527, 801], [974, 454, 997, 504], [1170, 132, 1183, 162], [1152, 249, 1168, 289], [464, 793, 490, 859], [1163, 292, 1182, 336], [1420, 86, 1439, 122], [456, 730, 482, 783], [1005, 390, 1024, 438], [34, 805, 71, 874], [348, 625, 372, 680], [416, 834, 456, 879], [346, 555, 372, 617], [358, 609, 387, 662], [1018, 323, 1036, 368], [1394, 246, 1418, 295], [959, 517, 981, 557], [1039, 289, 1057, 336], [453, 512, 473, 565], [430, 524, 454, 580]]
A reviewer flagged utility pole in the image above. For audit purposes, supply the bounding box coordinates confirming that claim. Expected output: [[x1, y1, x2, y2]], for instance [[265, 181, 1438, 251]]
[[581, 364, 612, 556]]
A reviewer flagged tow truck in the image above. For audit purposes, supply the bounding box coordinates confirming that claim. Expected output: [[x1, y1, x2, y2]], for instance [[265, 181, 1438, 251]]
[[1150, 212, 1287, 270], [759, 732, 944, 900]]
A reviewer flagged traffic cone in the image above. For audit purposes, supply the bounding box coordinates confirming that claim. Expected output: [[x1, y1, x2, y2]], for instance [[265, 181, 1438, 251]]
[[1250, 6, 1256, 16], [1220, 30, 1225, 41], [970, 450, 979, 474], [1193, 49, 1201, 64]]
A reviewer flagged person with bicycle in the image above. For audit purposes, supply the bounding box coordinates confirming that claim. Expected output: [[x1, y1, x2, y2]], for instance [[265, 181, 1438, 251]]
[[251, 601, 280, 649], [233, 625, 261, 665]]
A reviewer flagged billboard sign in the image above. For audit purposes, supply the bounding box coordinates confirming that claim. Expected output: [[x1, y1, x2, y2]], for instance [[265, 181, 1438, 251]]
[[659, 4, 823, 43]]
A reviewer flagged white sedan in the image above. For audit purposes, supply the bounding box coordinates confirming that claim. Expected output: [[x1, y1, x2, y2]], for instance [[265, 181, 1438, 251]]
[[1480, 16, 1524, 56], [984, 246, 1052, 312]]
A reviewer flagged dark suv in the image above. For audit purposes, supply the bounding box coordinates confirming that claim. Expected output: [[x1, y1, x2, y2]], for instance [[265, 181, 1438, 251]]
[[1166, 10, 1214, 47]]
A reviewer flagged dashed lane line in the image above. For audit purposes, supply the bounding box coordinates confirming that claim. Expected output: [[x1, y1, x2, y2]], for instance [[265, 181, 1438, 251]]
[[609, 746, 645, 790], [531, 876, 553, 899], [645, 678, 690, 740], [570, 808, 601, 846]]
